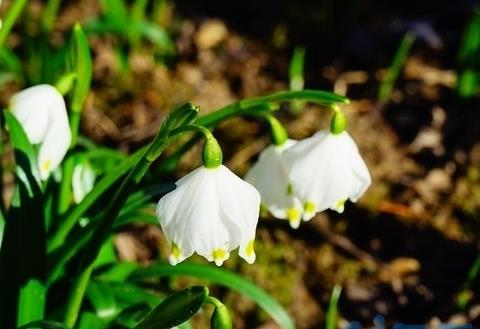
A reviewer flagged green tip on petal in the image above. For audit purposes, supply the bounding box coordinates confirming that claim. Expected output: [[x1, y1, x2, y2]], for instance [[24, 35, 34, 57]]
[[330, 108, 347, 135]]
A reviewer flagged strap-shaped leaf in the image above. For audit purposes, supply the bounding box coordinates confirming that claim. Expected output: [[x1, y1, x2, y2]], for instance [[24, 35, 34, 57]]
[[86, 281, 118, 320], [133, 286, 208, 329], [70, 23, 92, 114], [0, 112, 46, 327], [18, 320, 71, 329]]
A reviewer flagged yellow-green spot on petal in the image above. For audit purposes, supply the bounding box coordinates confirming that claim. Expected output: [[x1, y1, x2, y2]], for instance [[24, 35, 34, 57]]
[[171, 242, 181, 259], [245, 240, 255, 257], [335, 199, 346, 211], [212, 248, 226, 262], [286, 183, 294, 196], [42, 159, 52, 173], [287, 207, 300, 223], [304, 201, 316, 214]]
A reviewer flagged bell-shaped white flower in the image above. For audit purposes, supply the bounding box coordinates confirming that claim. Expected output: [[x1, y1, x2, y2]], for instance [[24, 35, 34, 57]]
[[10, 84, 72, 180], [245, 139, 304, 229], [282, 130, 371, 220], [156, 165, 261, 266]]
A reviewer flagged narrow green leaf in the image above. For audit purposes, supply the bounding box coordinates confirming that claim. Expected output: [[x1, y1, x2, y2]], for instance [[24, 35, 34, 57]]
[[109, 282, 162, 309], [41, 0, 63, 32], [289, 46, 305, 91], [133, 286, 208, 329], [137, 21, 175, 55], [18, 320, 71, 329], [378, 32, 416, 102], [130, 263, 295, 329], [86, 281, 118, 320], [111, 303, 151, 328], [48, 147, 145, 252], [96, 262, 139, 283], [326, 285, 342, 329], [0, 112, 46, 327], [4, 111, 41, 184], [71, 23, 93, 113], [77, 312, 106, 329], [100, 0, 129, 27], [0, 0, 29, 47]]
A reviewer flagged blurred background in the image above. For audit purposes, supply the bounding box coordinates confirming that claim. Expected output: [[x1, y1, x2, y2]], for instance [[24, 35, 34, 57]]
[[2, 0, 480, 328]]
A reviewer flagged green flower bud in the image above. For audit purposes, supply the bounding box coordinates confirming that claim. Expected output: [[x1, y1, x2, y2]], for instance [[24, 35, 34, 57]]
[[203, 136, 223, 168], [210, 304, 232, 329]]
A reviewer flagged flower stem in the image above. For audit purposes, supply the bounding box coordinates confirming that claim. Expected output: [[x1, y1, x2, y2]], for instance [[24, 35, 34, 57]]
[[170, 124, 223, 168], [259, 113, 288, 146]]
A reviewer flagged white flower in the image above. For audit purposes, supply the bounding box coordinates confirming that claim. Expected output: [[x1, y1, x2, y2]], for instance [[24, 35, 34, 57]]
[[245, 140, 304, 229], [282, 130, 371, 220], [10, 84, 71, 180], [72, 161, 95, 203], [156, 165, 261, 266]]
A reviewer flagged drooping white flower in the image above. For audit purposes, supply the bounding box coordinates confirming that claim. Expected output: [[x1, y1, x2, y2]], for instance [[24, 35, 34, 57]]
[[245, 139, 304, 228], [10, 84, 71, 180], [282, 130, 371, 220], [156, 165, 261, 266]]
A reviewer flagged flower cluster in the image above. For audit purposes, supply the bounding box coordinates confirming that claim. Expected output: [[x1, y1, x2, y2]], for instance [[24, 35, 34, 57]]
[[246, 111, 371, 228], [156, 109, 371, 267]]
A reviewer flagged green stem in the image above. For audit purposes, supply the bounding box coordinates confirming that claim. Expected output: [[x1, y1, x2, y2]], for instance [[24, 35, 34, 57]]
[[0, 0, 29, 48], [256, 113, 288, 146], [158, 89, 349, 173], [41, 0, 63, 32], [205, 296, 223, 308], [69, 111, 81, 147]]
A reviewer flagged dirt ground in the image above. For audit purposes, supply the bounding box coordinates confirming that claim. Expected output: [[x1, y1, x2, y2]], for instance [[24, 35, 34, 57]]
[[4, 0, 480, 328]]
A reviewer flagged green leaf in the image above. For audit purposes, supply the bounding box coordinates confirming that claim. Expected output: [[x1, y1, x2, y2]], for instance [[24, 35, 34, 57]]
[[0, 0, 29, 47], [378, 32, 416, 102], [130, 263, 295, 329], [96, 262, 139, 282], [48, 146, 145, 252], [136, 21, 175, 55], [100, 0, 129, 27], [109, 282, 162, 309], [77, 312, 106, 329], [70, 23, 93, 114], [4, 111, 41, 184], [18, 320, 71, 329], [0, 112, 46, 327], [86, 281, 118, 320], [111, 303, 151, 328], [326, 285, 342, 329], [133, 286, 208, 329], [289, 46, 305, 91], [0, 47, 24, 82]]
